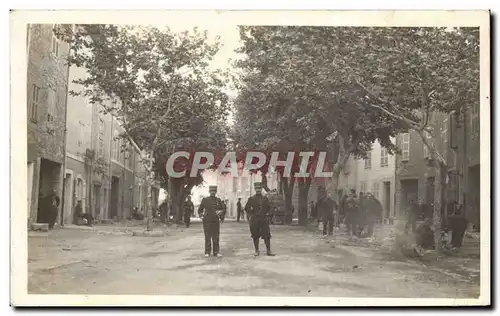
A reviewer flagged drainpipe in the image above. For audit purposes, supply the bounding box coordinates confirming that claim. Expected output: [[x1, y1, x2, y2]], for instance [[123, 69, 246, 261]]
[[462, 109, 468, 217], [107, 115, 113, 220], [59, 27, 73, 226]]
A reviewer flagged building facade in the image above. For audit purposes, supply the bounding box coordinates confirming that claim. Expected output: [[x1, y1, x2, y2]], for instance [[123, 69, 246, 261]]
[[338, 139, 397, 219], [27, 24, 72, 227], [61, 62, 161, 225], [394, 106, 480, 229]]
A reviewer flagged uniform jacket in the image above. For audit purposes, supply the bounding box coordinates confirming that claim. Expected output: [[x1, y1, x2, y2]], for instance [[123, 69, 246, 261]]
[[316, 197, 337, 220], [183, 200, 194, 215], [197, 196, 224, 222], [245, 194, 271, 219]]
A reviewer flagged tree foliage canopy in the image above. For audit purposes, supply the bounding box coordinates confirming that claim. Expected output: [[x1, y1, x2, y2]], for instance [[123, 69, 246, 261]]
[[64, 24, 231, 192]]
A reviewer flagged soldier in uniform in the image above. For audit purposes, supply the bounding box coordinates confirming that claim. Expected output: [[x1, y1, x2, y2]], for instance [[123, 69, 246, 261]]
[[316, 186, 337, 236], [197, 186, 224, 257], [183, 195, 194, 228], [245, 182, 275, 256], [236, 198, 243, 222]]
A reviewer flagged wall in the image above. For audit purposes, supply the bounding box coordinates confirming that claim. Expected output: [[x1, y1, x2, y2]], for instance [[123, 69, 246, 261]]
[[27, 24, 71, 225]]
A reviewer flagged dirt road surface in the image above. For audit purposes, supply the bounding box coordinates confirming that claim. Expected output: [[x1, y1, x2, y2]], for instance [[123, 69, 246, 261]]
[[28, 221, 480, 298]]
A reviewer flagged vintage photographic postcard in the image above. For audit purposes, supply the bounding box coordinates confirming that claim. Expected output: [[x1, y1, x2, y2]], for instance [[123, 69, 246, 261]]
[[10, 10, 490, 307]]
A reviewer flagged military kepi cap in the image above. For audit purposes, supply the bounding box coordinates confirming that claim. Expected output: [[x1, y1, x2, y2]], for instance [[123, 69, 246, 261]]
[[209, 185, 217, 192], [254, 182, 263, 189]]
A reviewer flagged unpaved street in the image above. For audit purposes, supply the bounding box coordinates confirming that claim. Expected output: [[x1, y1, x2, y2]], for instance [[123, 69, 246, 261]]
[[28, 221, 480, 298]]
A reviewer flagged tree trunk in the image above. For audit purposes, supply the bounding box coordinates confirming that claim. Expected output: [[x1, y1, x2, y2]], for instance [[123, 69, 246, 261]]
[[262, 172, 270, 192], [432, 160, 447, 254], [282, 177, 295, 224], [145, 154, 155, 231], [327, 150, 351, 204], [297, 178, 311, 226], [418, 129, 448, 254]]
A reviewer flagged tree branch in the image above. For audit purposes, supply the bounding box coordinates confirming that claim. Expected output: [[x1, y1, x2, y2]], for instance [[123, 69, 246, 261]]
[[368, 104, 420, 130]]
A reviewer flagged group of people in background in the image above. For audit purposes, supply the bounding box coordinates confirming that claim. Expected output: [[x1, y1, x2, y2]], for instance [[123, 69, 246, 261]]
[[309, 188, 383, 238], [404, 197, 469, 251]]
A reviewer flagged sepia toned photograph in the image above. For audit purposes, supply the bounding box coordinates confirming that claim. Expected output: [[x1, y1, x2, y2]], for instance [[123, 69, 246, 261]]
[[10, 10, 490, 306]]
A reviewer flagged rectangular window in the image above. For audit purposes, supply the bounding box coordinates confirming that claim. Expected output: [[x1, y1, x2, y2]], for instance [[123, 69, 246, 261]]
[[423, 131, 433, 158], [30, 84, 40, 121], [471, 103, 479, 137], [401, 133, 410, 161], [51, 24, 60, 57], [364, 152, 371, 169], [380, 148, 388, 167], [372, 182, 379, 199], [360, 182, 367, 193], [78, 121, 84, 147], [47, 87, 56, 122]]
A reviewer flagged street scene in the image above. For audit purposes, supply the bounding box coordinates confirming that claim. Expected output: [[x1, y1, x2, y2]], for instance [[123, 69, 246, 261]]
[[28, 221, 480, 297], [22, 13, 487, 304]]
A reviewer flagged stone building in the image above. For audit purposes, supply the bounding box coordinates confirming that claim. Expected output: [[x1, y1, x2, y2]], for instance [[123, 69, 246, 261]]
[[27, 24, 72, 228], [394, 105, 481, 229]]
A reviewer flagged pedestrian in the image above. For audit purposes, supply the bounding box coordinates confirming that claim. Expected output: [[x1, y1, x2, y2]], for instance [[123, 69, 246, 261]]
[[197, 186, 224, 258], [245, 182, 275, 256], [345, 189, 359, 236], [339, 190, 348, 227], [448, 204, 468, 250], [183, 195, 194, 228], [358, 192, 368, 237], [310, 200, 319, 228], [316, 186, 336, 236], [236, 198, 243, 222], [404, 198, 420, 234], [365, 193, 383, 237], [220, 201, 227, 223], [47, 189, 60, 229]]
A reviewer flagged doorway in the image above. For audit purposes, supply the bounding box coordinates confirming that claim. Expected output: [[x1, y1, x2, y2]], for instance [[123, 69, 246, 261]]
[[383, 181, 391, 219], [63, 172, 73, 224], [110, 176, 119, 220], [36, 159, 61, 223], [93, 184, 101, 219], [400, 179, 418, 218], [426, 177, 435, 205]]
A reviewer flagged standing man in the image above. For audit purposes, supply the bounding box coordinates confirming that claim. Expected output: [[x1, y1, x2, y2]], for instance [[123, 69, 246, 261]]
[[316, 186, 337, 236], [345, 189, 360, 236], [197, 186, 224, 258], [183, 195, 194, 228], [365, 193, 383, 237], [404, 198, 420, 234], [236, 198, 243, 222], [245, 182, 275, 256], [47, 189, 60, 230]]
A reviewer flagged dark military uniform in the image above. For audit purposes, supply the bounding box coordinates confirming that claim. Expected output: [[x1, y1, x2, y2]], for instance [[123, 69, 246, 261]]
[[197, 188, 224, 256], [183, 199, 194, 228], [316, 196, 337, 236], [345, 193, 360, 236], [245, 182, 275, 256], [245, 194, 272, 240], [236, 200, 243, 222]]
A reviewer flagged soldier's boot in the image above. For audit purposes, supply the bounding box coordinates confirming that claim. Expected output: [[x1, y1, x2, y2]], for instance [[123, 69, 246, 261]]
[[264, 238, 275, 256], [253, 238, 260, 256]]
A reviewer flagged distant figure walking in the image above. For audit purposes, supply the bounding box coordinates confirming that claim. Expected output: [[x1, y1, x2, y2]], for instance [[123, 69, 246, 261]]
[[183, 196, 194, 228], [236, 198, 243, 222]]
